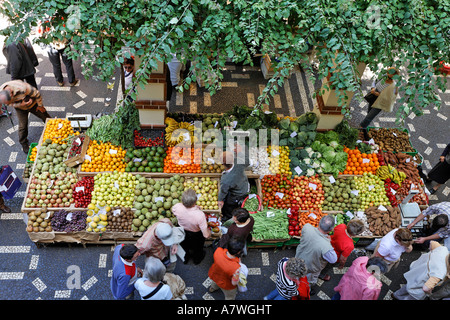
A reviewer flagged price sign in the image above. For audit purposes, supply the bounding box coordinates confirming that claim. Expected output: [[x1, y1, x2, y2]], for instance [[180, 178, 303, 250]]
[[109, 149, 118, 155]]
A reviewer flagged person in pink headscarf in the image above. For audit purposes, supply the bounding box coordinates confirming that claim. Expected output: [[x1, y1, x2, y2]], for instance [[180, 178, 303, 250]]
[[332, 256, 388, 300]]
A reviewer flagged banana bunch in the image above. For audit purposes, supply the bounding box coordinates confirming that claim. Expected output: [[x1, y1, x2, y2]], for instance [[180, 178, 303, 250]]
[[165, 118, 196, 146], [376, 165, 406, 185]]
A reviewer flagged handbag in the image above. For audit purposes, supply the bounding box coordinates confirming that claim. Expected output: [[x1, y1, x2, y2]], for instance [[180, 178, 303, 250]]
[[445, 154, 450, 165]]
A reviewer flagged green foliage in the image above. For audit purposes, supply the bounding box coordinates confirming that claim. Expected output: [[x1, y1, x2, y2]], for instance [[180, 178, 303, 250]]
[[1, 0, 448, 123]]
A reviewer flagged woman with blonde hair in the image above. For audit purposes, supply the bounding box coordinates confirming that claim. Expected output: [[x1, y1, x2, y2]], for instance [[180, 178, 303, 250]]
[[372, 227, 414, 272]]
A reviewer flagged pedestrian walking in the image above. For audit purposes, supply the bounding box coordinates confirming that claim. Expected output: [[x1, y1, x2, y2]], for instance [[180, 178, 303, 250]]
[[0, 80, 51, 153], [47, 39, 79, 87], [332, 256, 388, 300], [172, 188, 211, 265], [219, 207, 254, 256], [425, 143, 450, 194], [134, 256, 173, 300], [110, 244, 142, 300], [371, 227, 414, 272], [123, 57, 135, 91], [135, 218, 185, 273], [408, 202, 450, 250], [264, 257, 309, 300], [330, 219, 365, 269], [208, 237, 244, 300], [295, 215, 337, 295], [392, 241, 449, 300], [360, 67, 400, 140], [2, 38, 39, 89]]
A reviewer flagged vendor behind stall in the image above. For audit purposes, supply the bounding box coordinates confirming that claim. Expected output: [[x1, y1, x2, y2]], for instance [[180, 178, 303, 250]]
[[218, 141, 250, 222]]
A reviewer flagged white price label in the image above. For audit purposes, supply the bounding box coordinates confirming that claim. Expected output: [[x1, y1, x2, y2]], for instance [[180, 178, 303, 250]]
[[405, 158, 410, 163], [66, 212, 73, 221], [114, 182, 120, 189], [378, 205, 388, 211], [133, 158, 142, 162], [75, 138, 81, 145], [308, 183, 317, 190], [294, 166, 302, 175], [275, 192, 284, 199], [113, 209, 121, 216], [290, 131, 297, 138], [58, 123, 63, 129], [272, 150, 280, 157], [368, 185, 374, 191], [351, 190, 359, 196], [84, 154, 91, 162], [308, 212, 317, 219], [154, 197, 164, 203], [329, 176, 336, 184], [345, 211, 354, 219], [178, 159, 187, 165], [214, 121, 218, 128], [362, 158, 370, 164], [109, 149, 117, 154], [390, 188, 396, 195], [75, 186, 85, 193], [266, 210, 275, 218], [249, 194, 256, 199]]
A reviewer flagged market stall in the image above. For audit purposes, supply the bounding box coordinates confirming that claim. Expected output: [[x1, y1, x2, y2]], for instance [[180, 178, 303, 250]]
[[21, 108, 429, 247]]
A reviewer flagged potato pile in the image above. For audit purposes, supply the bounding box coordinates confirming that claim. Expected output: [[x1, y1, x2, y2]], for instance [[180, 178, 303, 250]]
[[26, 209, 53, 232], [365, 206, 401, 237], [106, 207, 134, 232], [368, 128, 415, 153]]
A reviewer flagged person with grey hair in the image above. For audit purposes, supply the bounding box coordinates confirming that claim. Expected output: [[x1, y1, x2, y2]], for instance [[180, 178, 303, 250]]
[[264, 257, 309, 300], [172, 188, 210, 265], [295, 215, 337, 295], [134, 257, 173, 300]]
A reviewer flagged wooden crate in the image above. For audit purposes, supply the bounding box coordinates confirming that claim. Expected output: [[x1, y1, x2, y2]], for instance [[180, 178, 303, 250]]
[[64, 134, 90, 167]]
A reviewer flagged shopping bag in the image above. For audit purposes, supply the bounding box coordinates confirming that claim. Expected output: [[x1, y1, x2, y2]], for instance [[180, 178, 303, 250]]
[[0, 165, 22, 199]]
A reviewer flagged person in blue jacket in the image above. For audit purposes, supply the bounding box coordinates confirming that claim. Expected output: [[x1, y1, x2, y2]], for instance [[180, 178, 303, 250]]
[[111, 244, 142, 300]]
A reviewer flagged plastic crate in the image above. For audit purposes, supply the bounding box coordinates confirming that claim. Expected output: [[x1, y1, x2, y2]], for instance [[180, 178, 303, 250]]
[[26, 143, 38, 163]]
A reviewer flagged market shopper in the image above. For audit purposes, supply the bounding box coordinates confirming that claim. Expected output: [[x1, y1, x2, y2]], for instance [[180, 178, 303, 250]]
[[392, 241, 450, 300], [173, 188, 210, 265], [136, 218, 185, 273], [219, 207, 254, 256], [425, 143, 450, 194], [0, 80, 51, 154], [46, 39, 79, 87], [208, 237, 244, 300], [360, 67, 400, 141], [2, 38, 39, 89], [123, 57, 135, 91], [134, 256, 173, 300], [110, 244, 142, 300], [264, 257, 309, 300], [295, 215, 337, 294], [330, 219, 365, 269], [218, 142, 250, 222], [372, 227, 414, 272], [332, 256, 388, 300], [408, 202, 450, 250]]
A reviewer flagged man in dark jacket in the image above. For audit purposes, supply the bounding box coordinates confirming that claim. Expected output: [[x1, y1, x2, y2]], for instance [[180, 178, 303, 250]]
[[2, 38, 39, 89], [218, 141, 250, 222]]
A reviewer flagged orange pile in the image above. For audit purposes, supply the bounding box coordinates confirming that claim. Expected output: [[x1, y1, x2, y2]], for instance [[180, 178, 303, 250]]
[[341, 147, 379, 175], [29, 146, 38, 162], [80, 140, 126, 173], [43, 118, 79, 144], [163, 146, 201, 173]]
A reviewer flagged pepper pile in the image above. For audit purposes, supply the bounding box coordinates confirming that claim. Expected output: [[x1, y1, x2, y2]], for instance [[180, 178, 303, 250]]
[[384, 178, 399, 207]]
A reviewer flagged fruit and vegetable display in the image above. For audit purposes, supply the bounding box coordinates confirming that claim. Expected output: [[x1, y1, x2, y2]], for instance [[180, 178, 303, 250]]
[[132, 175, 182, 232], [25, 171, 78, 208], [22, 115, 427, 243], [365, 206, 401, 237], [26, 209, 53, 232], [51, 209, 88, 232], [251, 208, 290, 241], [124, 146, 166, 173], [183, 176, 220, 211], [90, 172, 137, 208], [368, 128, 415, 153]]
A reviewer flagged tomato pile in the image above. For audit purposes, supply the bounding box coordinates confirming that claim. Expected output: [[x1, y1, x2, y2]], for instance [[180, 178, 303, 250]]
[[384, 178, 399, 206], [261, 174, 325, 211], [134, 130, 164, 147], [68, 135, 85, 158]]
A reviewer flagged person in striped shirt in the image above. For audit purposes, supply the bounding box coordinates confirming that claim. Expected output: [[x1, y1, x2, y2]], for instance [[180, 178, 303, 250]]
[[264, 257, 309, 300], [0, 80, 51, 153]]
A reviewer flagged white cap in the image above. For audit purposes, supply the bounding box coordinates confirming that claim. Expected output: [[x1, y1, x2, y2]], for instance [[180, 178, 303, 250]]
[[155, 223, 175, 246]]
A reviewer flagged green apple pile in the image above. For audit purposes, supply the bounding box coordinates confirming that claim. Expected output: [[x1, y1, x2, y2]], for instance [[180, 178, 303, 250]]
[[90, 172, 137, 208], [353, 172, 390, 210]]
